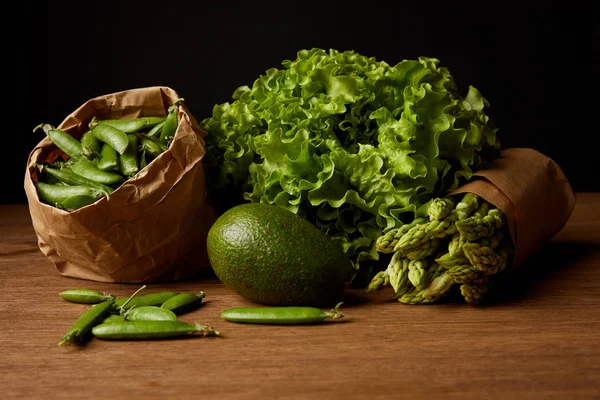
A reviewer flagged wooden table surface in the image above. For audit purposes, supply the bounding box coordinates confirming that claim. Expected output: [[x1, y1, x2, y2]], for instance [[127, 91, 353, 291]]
[[1, 194, 599, 400]]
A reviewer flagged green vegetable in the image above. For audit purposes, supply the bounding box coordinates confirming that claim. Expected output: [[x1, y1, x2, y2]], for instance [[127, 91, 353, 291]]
[[40, 165, 113, 197], [147, 120, 165, 137], [91, 123, 129, 154], [34, 124, 83, 159], [123, 306, 178, 322], [59, 289, 115, 304], [221, 302, 344, 324], [207, 202, 354, 307], [92, 321, 220, 340], [159, 98, 184, 143], [59, 300, 115, 346], [201, 48, 500, 281], [71, 159, 124, 186], [35, 181, 104, 210], [160, 292, 205, 315], [80, 131, 101, 159], [97, 143, 119, 171], [118, 134, 139, 176], [113, 292, 178, 311], [367, 193, 513, 304]]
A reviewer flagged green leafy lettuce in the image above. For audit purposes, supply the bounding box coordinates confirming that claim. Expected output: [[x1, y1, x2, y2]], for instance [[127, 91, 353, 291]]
[[200, 48, 499, 280]]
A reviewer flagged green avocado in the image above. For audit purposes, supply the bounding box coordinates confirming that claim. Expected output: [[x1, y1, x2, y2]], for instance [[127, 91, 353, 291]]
[[207, 203, 355, 307]]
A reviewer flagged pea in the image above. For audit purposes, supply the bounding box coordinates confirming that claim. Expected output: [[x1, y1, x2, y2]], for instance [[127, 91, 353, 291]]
[[35, 181, 104, 210], [59, 300, 115, 346], [92, 320, 220, 340], [102, 314, 126, 324], [34, 124, 82, 160], [146, 120, 165, 137], [114, 292, 178, 311], [91, 123, 129, 154], [71, 159, 124, 186], [118, 134, 139, 176], [80, 131, 101, 159], [160, 292, 205, 315], [123, 306, 178, 321], [221, 302, 344, 325], [139, 133, 168, 153], [97, 143, 119, 171], [159, 98, 184, 143], [41, 165, 113, 197], [59, 289, 115, 304]]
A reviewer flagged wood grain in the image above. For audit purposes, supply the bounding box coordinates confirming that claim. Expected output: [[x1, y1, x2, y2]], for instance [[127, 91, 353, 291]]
[[1, 194, 599, 400]]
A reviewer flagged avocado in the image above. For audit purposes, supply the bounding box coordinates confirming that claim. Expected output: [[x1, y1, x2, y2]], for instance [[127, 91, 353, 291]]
[[206, 203, 354, 307]]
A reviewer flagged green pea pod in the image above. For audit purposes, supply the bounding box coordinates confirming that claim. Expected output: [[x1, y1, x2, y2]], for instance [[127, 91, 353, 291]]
[[71, 159, 124, 185], [139, 150, 148, 170], [35, 181, 104, 210], [91, 123, 129, 154], [80, 131, 101, 159], [142, 117, 166, 129], [34, 124, 82, 160], [159, 98, 184, 143], [221, 303, 344, 325], [139, 133, 168, 152], [123, 306, 178, 322], [92, 320, 219, 340], [147, 120, 165, 137], [113, 292, 178, 311], [102, 314, 126, 324], [59, 289, 115, 304], [119, 134, 139, 176], [41, 165, 113, 197], [160, 292, 205, 315], [59, 300, 115, 346], [97, 143, 119, 171]]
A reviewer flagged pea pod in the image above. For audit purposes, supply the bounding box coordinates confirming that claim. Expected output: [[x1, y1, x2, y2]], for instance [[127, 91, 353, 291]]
[[123, 306, 178, 321], [139, 137, 164, 158], [41, 165, 113, 197], [34, 124, 82, 159], [139, 133, 168, 152], [221, 302, 344, 325], [97, 143, 119, 171], [118, 134, 139, 176], [146, 120, 165, 137], [35, 182, 104, 210], [80, 131, 101, 159], [59, 289, 115, 304], [92, 320, 220, 340], [71, 159, 124, 186], [59, 300, 115, 346], [160, 292, 205, 315], [114, 292, 178, 311], [90, 116, 166, 133], [159, 98, 184, 143], [91, 123, 129, 154]]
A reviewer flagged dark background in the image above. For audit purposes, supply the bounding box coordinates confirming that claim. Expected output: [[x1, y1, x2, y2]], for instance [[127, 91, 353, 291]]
[[11, 2, 596, 205]]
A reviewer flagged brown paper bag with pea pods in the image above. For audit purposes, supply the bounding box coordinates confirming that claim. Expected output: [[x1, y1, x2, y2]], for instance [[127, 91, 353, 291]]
[[24, 86, 217, 283], [450, 147, 576, 270]]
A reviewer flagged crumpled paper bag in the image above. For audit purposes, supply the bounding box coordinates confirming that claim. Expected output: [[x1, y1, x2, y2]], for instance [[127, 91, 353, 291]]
[[24, 86, 216, 282], [451, 147, 576, 269]]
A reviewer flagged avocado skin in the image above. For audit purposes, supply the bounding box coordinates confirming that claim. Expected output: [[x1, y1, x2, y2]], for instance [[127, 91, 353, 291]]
[[207, 203, 354, 307]]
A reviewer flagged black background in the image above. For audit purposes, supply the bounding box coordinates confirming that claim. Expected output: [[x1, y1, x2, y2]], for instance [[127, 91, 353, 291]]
[[11, 2, 596, 205]]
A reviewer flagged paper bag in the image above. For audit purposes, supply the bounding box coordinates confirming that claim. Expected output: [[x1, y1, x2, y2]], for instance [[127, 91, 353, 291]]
[[451, 148, 576, 269], [24, 86, 217, 283]]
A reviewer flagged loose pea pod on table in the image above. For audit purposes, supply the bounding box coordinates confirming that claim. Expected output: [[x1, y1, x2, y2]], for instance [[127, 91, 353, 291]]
[[58, 300, 115, 346], [123, 306, 178, 322], [160, 292, 205, 315], [221, 302, 345, 325], [92, 320, 220, 340], [59, 289, 115, 304]]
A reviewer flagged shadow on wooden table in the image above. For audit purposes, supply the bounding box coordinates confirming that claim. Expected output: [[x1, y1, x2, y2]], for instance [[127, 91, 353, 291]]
[[484, 240, 598, 305]]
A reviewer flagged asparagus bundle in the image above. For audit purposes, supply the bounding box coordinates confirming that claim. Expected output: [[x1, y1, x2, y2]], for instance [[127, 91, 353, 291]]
[[367, 193, 514, 304]]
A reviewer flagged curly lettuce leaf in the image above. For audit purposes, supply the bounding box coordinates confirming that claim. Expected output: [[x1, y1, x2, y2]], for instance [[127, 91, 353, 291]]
[[201, 48, 500, 274]]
